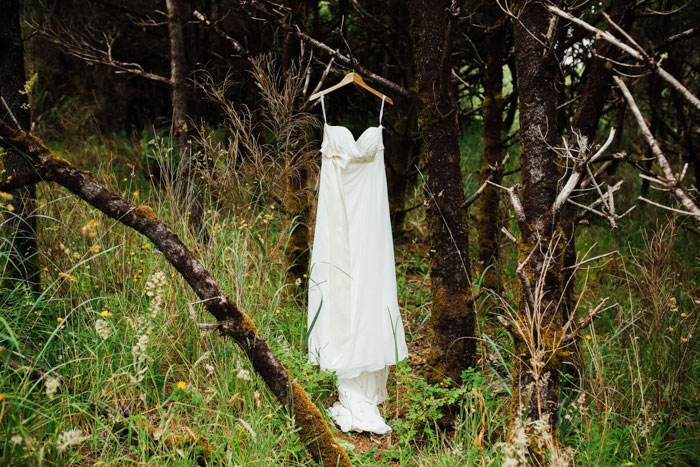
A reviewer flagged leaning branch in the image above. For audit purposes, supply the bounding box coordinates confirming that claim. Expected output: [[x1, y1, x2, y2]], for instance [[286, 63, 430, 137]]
[[614, 76, 700, 229], [0, 122, 350, 467]]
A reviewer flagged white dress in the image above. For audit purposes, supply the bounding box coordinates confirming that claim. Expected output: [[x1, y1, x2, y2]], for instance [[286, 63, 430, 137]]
[[307, 95, 409, 434]]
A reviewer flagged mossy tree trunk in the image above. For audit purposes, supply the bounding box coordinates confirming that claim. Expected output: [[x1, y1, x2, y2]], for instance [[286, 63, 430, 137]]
[[511, 0, 564, 430], [476, 4, 507, 294], [0, 0, 39, 292], [410, 0, 476, 385], [0, 122, 351, 467]]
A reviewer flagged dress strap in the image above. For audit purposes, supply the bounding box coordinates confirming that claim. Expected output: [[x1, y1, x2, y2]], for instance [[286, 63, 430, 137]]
[[320, 93, 327, 123], [379, 95, 386, 126]]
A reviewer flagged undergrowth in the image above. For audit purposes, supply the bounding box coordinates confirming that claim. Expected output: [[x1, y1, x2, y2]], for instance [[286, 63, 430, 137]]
[[0, 120, 698, 466]]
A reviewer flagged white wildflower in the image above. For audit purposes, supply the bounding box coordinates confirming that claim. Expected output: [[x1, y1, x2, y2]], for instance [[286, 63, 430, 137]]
[[10, 435, 23, 446], [45, 376, 60, 398], [56, 428, 89, 452], [238, 418, 257, 441], [205, 363, 215, 376], [237, 369, 252, 381], [95, 319, 111, 340], [144, 271, 167, 298]]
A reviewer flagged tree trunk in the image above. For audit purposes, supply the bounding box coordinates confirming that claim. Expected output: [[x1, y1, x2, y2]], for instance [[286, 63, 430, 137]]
[[476, 4, 507, 294], [410, 0, 476, 385], [512, 0, 563, 430], [281, 2, 311, 295], [166, 0, 203, 233], [0, 122, 351, 467], [0, 0, 39, 292]]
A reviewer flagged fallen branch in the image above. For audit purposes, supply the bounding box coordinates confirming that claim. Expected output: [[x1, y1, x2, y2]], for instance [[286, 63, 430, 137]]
[[0, 122, 350, 467]]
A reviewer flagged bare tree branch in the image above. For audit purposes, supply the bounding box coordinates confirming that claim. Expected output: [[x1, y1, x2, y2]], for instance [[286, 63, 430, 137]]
[[614, 76, 700, 228], [549, 5, 700, 112]]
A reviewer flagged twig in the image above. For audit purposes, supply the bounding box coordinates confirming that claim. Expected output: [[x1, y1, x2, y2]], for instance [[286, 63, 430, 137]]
[[562, 299, 616, 342], [564, 250, 618, 270], [1, 97, 23, 130]]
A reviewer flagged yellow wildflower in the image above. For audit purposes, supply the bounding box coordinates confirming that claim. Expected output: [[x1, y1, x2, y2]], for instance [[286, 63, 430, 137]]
[[101, 310, 112, 318], [585, 334, 592, 340], [176, 381, 187, 390]]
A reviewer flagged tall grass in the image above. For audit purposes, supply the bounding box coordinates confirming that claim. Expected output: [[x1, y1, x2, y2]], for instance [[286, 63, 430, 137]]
[[1, 79, 699, 466]]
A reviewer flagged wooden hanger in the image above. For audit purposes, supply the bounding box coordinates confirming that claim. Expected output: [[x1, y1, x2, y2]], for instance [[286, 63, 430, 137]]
[[309, 72, 394, 104]]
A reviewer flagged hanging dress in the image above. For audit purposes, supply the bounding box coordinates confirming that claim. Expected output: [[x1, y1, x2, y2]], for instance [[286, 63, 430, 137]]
[[307, 94, 409, 434]]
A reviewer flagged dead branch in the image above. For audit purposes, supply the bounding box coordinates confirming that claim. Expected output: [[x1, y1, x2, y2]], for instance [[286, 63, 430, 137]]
[[549, 5, 700, 112], [614, 76, 700, 229], [193, 10, 248, 56], [0, 121, 350, 467], [247, 0, 418, 103], [30, 21, 170, 85]]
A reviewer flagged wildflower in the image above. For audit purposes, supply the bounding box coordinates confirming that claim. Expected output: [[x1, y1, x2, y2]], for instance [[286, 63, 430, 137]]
[[585, 334, 592, 340], [57, 317, 63, 322], [95, 320, 110, 339], [295, 278, 301, 286], [669, 326, 674, 332], [10, 435, 22, 445], [248, 285, 253, 289], [133, 191, 139, 197], [56, 428, 89, 452], [101, 310, 112, 318], [237, 369, 252, 381], [91, 246, 101, 253], [302, 274, 308, 278], [177, 381, 187, 390], [0, 394, 3, 402], [122, 177, 128, 182], [45, 376, 60, 397], [681, 313, 687, 317]]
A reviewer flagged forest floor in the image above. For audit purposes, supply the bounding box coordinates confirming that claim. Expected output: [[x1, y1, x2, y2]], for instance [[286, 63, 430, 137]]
[[1, 132, 699, 466]]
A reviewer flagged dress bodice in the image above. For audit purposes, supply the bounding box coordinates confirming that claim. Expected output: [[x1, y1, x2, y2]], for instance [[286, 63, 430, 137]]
[[320, 123, 384, 168]]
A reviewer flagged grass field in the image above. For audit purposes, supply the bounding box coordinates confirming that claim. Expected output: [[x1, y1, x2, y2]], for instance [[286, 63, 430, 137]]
[[1, 126, 699, 466]]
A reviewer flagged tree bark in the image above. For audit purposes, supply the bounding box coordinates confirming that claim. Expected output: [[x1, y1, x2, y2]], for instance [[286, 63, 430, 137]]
[[410, 0, 476, 385], [512, 0, 563, 430], [281, 2, 311, 295], [476, 4, 507, 294], [0, 0, 39, 292], [166, 0, 204, 233], [0, 122, 351, 467]]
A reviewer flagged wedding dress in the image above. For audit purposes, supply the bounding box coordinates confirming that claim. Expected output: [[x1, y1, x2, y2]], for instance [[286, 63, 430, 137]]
[[307, 94, 409, 434]]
